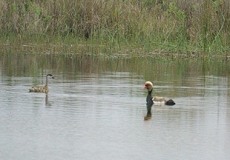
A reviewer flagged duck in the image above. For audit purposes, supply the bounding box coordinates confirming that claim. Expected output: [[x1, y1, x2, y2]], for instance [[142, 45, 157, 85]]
[[144, 81, 175, 106], [29, 74, 54, 93]]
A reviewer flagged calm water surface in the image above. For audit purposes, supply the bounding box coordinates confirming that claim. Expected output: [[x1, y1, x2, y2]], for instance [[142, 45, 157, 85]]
[[0, 53, 230, 160]]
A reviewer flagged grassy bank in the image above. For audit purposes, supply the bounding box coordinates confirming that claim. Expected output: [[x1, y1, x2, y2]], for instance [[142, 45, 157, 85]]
[[0, 0, 230, 55]]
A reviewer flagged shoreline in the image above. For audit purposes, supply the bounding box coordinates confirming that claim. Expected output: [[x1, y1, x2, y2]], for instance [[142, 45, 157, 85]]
[[0, 40, 229, 60]]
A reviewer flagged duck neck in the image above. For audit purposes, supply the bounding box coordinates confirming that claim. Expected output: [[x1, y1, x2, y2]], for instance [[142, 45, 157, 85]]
[[148, 89, 153, 96], [45, 75, 49, 86]]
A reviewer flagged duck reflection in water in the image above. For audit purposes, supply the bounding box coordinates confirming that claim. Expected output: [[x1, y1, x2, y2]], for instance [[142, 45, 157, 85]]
[[144, 81, 175, 120], [45, 94, 52, 107]]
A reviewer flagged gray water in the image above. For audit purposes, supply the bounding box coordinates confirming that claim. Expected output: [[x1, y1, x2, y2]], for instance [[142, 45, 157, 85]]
[[0, 54, 230, 160]]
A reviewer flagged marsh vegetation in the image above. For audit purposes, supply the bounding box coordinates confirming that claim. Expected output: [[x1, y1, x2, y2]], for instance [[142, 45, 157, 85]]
[[0, 0, 230, 55]]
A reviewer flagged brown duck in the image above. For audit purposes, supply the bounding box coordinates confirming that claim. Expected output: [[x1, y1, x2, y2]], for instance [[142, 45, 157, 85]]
[[29, 74, 54, 93]]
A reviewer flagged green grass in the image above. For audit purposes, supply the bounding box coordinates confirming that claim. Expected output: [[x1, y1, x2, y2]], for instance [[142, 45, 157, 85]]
[[0, 0, 229, 56]]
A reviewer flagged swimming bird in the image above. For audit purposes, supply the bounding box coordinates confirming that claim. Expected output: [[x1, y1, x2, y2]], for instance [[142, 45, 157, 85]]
[[144, 81, 175, 106], [29, 74, 54, 93]]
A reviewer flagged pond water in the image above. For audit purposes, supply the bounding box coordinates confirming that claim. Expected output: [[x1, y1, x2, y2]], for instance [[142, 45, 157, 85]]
[[0, 53, 230, 160]]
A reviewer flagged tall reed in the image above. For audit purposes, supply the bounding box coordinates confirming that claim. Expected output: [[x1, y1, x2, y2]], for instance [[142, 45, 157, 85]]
[[0, 0, 229, 54]]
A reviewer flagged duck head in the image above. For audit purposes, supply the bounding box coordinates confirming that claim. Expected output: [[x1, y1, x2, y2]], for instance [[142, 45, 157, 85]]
[[144, 81, 153, 91], [46, 74, 55, 79]]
